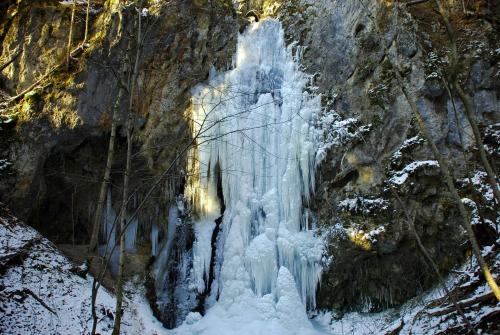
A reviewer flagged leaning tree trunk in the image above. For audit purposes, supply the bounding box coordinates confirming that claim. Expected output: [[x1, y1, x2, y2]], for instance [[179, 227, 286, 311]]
[[434, 0, 500, 206], [391, 191, 477, 334], [359, 0, 500, 301], [395, 70, 500, 301], [452, 80, 500, 205]]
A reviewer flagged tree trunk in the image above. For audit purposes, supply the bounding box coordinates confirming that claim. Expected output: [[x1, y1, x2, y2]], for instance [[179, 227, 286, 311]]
[[452, 81, 500, 205], [359, 0, 500, 303], [66, 1, 76, 71], [434, 0, 500, 206], [391, 191, 476, 334], [0, 50, 20, 73], [90, 279, 100, 335], [396, 72, 500, 301], [430, 0, 500, 300], [84, 0, 91, 44], [88, 8, 125, 253], [88, 83, 124, 253], [112, 9, 142, 335], [112, 180, 128, 335]]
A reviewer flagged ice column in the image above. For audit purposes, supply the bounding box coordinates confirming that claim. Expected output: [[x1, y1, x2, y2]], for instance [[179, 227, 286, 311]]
[[189, 19, 324, 309]]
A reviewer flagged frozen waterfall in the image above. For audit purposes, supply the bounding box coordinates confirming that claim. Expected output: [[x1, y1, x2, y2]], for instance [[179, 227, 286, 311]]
[[178, 19, 326, 334]]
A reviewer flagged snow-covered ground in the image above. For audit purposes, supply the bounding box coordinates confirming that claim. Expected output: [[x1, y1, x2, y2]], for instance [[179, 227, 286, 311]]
[[0, 208, 166, 335], [1, 203, 499, 335], [319, 249, 500, 334], [0, 206, 327, 335]]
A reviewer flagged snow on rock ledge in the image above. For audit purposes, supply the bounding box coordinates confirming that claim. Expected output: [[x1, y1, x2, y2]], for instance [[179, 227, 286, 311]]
[[387, 160, 440, 186]]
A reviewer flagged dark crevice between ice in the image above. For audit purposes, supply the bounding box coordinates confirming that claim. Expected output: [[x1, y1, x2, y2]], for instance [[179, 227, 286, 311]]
[[194, 161, 225, 315]]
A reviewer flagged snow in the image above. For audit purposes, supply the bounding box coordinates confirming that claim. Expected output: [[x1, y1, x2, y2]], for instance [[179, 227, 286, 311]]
[[389, 136, 424, 166], [470, 171, 495, 203], [172, 268, 324, 335], [180, 18, 326, 333], [275, 267, 313, 331], [322, 163, 499, 334], [0, 217, 38, 256], [362, 226, 385, 244], [1, 241, 114, 334], [2, 6, 498, 335], [461, 170, 498, 207], [58, 0, 88, 5], [0, 159, 11, 171], [338, 197, 389, 214], [316, 114, 371, 165], [317, 249, 500, 335], [387, 160, 439, 186], [462, 197, 481, 225], [0, 211, 167, 335], [483, 123, 500, 156]]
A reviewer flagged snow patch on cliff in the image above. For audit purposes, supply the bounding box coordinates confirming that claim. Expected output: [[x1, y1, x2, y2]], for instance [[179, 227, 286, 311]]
[[387, 160, 439, 186]]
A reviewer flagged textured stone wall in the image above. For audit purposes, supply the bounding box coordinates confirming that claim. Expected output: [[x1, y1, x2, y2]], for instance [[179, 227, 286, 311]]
[[0, 0, 238, 243], [275, 0, 499, 311]]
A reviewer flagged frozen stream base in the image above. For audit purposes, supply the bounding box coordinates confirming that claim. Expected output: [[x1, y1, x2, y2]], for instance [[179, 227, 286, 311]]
[[1, 206, 497, 334], [173, 267, 326, 335]]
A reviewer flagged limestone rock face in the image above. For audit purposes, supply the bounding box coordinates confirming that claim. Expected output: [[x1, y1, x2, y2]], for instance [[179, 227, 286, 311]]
[[0, 0, 237, 241], [274, 0, 499, 311]]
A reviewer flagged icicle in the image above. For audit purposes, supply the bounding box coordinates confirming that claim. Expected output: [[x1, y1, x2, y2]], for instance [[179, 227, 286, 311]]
[[186, 18, 324, 325], [245, 233, 277, 297], [100, 188, 119, 275], [154, 205, 179, 286], [103, 188, 115, 248], [125, 214, 138, 251], [151, 224, 159, 256], [192, 219, 216, 293]]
